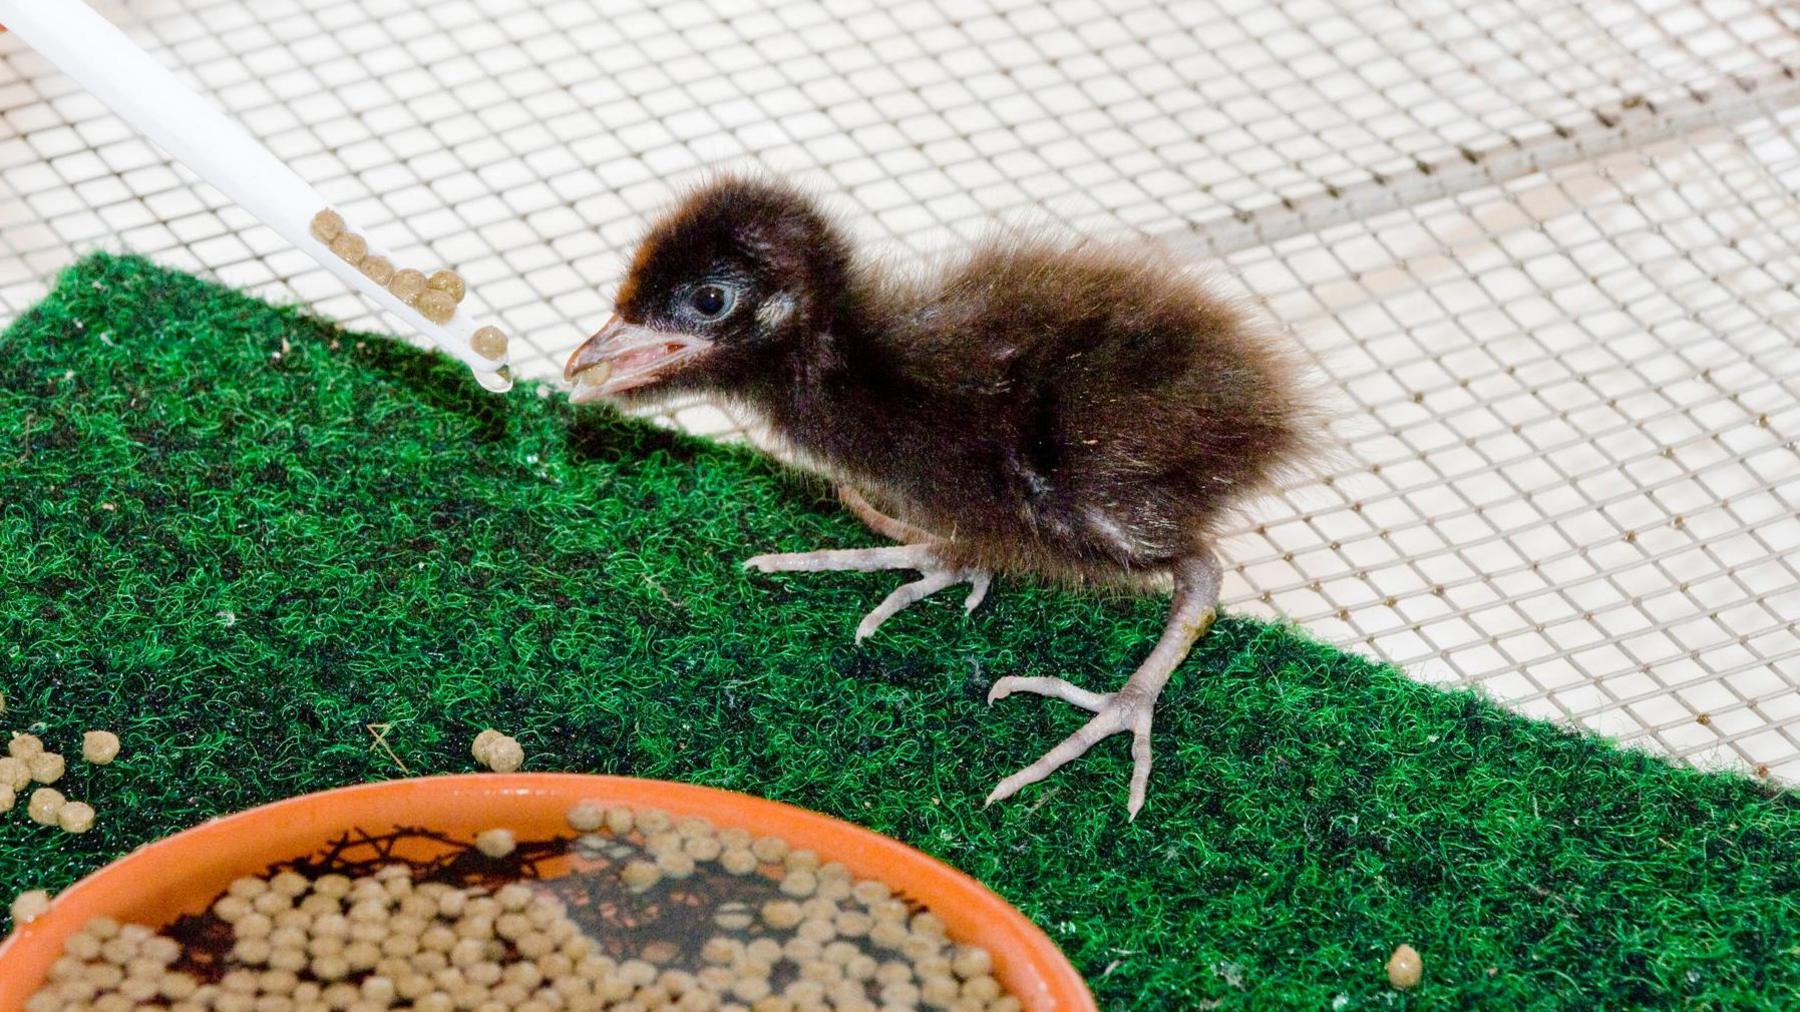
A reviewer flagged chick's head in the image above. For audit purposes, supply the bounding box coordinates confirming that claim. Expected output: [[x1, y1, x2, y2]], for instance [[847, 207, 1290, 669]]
[[566, 176, 848, 402]]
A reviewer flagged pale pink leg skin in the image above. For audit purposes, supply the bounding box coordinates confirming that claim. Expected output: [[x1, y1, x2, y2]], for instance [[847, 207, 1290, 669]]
[[742, 487, 994, 640], [985, 548, 1224, 820], [838, 486, 930, 543]]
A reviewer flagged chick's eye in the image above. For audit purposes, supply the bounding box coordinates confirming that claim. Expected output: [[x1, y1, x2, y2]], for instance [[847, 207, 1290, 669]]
[[689, 284, 734, 319]]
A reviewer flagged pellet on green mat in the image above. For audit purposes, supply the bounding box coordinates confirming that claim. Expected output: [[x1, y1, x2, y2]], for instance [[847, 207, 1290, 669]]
[[9, 888, 51, 926], [27, 786, 65, 825], [1388, 943, 1423, 990], [58, 800, 96, 834], [27, 750, 63, 784], [83, 730, 121, 765]]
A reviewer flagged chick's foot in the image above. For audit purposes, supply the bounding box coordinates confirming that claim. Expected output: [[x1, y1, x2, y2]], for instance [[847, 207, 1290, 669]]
[[743, 543, 993, 643], [983, 550, 1222, 819]]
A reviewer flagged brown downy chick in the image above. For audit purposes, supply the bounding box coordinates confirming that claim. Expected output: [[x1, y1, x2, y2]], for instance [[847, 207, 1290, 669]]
[[566, 176, 1318, 818]]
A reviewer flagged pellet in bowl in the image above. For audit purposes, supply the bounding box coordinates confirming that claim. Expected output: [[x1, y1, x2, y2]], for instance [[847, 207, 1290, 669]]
[[475, 828, 516, 858], [566, 802, 606, 833], [23, 805, 1022, 1012]]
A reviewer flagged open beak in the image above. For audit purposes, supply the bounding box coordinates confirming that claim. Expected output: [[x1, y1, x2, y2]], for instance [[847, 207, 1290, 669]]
[[563, 315, 715, 403]]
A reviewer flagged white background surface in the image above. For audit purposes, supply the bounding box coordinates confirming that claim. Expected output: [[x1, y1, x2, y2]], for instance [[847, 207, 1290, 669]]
[[1, 0, 1796, 777]]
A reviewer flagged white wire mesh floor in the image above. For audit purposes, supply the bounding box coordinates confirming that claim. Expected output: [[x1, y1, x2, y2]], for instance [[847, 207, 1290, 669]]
[[1, 0, 1796, 779]]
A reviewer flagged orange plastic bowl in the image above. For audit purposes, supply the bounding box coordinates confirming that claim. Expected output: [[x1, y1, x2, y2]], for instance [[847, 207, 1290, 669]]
[[0, 774, 1094, 1010]]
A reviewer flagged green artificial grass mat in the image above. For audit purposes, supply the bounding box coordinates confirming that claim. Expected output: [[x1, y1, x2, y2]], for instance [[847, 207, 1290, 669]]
[[3, 253, 1799, 1008]]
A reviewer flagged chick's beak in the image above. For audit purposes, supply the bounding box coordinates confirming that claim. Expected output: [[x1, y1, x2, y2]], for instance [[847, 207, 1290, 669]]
[[564, 315, 715, 402]]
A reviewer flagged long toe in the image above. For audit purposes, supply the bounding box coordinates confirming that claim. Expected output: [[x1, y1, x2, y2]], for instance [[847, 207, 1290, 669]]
[[986, 675, 1112, 712], [985, 706, 1129, 807], [743, 544, 930, 573], [1126, 721, 1154, 820], [855, 570, 964, 642]]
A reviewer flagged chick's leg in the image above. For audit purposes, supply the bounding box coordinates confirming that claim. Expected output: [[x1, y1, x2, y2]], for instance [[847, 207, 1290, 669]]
[[742, 487, 993, 642], [837, 487, 931, 543], [985, 548, 1223, 820]]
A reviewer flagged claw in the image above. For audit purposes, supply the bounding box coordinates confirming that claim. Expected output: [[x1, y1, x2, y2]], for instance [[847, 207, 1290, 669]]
[[963, 571, 992, 613]]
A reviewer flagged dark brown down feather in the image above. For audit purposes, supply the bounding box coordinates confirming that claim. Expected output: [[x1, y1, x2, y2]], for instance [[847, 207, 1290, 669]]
[[602, 176, 1318, 583]]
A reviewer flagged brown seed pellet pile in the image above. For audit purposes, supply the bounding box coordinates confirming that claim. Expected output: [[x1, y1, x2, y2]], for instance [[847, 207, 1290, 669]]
[[309, 208, 507, 362], [24, 804, 1021, 1012]]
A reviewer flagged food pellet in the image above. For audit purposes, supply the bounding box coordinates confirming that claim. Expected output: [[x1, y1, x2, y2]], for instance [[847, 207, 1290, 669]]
[[426, 270, 466, 303], [0, 784, 13, 812], [329, 232, 367, 264], [58, 800, 96, 834], [1387, 943, 1423, 990], [415, 290, 457, 325], [720, 849, 759, 876], [27, 786, 65, 824], [359, 256, 397, 286], [388, 268, 428, 305], [9, 732, 44, 760], [310, 209, 345, 243], [475, 828, 516, 859], [470, 326, 508, 361], [479, 735, 524, 773], [572, 359, 612, 389], [471, 729, 504, 763], [0, 756, 28, 790], [10, 888, 51, 926], [82, 730, 121, 765], [567, 802, 606, 833], [29, 751, 65, 784]]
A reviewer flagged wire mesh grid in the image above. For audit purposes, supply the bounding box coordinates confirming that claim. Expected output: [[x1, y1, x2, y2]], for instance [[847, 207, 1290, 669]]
[[0, 0, 1796, 778]]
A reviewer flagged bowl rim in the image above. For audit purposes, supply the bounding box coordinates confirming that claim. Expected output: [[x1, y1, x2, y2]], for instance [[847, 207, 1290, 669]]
[[0, 772, 1095, 1010]]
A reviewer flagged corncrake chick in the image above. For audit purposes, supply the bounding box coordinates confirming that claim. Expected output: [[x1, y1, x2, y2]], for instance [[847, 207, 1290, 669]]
[[567, 177, 1317, 818]]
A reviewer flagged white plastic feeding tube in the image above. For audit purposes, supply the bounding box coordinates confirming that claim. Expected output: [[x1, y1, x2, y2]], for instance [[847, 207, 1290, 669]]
[[0, 0, 514, 392]]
